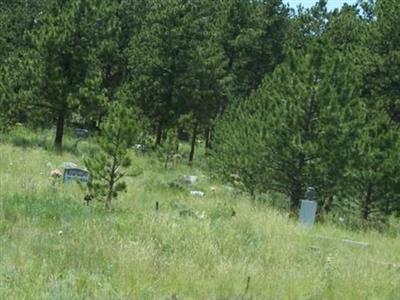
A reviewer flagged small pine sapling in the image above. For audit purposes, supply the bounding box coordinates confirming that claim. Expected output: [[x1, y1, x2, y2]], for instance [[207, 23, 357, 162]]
[[84, 102, 142, 209], [159, 129, 180, 169]]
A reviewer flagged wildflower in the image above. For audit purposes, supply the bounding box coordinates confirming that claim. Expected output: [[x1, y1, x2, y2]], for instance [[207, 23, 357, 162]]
[[51, 169, 62, 178]]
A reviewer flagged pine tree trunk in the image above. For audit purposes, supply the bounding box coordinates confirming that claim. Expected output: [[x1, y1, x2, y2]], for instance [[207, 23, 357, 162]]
[[189, 123, 198, 165], [290, 183, 302, 213], [155, 122, 163, 147], [362, 183, 373, 220], [54, 110, 65, 150], [105, 196, 112, 210], [290, 153, 307, 212], [205, 126, 212, 152], [106, 155, 117, 210], [323, 196, 334, 213]]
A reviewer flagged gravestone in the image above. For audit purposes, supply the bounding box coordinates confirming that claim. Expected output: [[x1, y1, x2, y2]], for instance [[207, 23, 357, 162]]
[[184, 175, 198, 184], [63, 162, 78, 169], [305, 187, 316, 201], [299, 187, 317, 227], [133, 144, 148, 153], [190, 190, 204, 197], [75, 128, 89, 139], [63, 167, 89, 183]]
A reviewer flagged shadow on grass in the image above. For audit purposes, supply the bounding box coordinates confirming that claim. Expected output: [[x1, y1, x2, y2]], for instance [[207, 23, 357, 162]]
[[0, 126, 91, 156]]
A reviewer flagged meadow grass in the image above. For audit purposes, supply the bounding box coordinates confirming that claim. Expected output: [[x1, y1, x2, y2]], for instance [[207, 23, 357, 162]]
[[0, 129, 399, 299]]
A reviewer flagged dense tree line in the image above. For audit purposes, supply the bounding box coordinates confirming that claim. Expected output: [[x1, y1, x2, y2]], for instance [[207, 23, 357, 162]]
[[0, 0, 399, 221]]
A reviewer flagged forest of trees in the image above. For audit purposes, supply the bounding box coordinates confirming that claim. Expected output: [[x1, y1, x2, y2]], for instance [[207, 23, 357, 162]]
[[0, 0, 399, 224]]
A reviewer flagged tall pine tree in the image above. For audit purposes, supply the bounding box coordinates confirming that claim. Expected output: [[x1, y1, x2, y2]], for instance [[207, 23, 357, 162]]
[[20, 0, 116, 149], [211, 45, 364, 211]]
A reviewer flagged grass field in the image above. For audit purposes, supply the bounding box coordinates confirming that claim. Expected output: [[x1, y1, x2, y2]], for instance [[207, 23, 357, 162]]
[[0, 129, 399, 299]]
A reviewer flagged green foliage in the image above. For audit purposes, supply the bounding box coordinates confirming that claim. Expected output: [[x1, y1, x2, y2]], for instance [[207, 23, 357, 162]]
[[1, 0, 400, 223], [84, 102, 142, 209], [4, 0, 119, 148], [340, 107, 400, 219], [371, 0, 400, 124], [212, 45, 365, 211], [126, 0, 195, 134], [125, 0, 226, 147], [217, 0, 290, 98], [158, 129, 181, 169], [0, 125, 87, 154]]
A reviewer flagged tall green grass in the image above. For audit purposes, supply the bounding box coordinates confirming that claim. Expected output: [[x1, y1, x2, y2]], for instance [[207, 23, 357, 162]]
[[0, 135, 399, 299], [0, 125, 94, 155]]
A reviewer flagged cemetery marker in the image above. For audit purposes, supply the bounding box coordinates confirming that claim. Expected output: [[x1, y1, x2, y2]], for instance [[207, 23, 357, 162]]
[[63, 167, 89, 183], [184, 175, 198, 184], [299, 187, 317, 227], [75, 128, 89, 139]]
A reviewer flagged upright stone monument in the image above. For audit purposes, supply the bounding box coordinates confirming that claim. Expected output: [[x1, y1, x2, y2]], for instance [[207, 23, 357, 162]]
[[63, 167, 89, 183], [299, 187, 317, 227], [75, 128, 89, 139], [184, 175, 198, 184]]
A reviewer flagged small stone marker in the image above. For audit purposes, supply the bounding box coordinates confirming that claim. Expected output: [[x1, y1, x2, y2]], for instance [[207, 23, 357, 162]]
[[190, 190, 204, 197], [184, 175, 198, 184], [299, 187, 317, 227], [134, 144, 146, 151], [342, 239, 369, 247], [305, 187, 316, 201], [314, 235, 370, 248], [63, 167, 89, 183], [75, 128, 89, 139], [63, 162, 78, 169]]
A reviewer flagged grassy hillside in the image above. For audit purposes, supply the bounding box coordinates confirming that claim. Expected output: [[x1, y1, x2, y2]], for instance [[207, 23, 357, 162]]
[[0, 131, 399, 299]]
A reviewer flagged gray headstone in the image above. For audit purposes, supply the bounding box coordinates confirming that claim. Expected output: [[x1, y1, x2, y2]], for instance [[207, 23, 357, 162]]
[[133, 144, 148, 153], [305, 187, 316, 201], [184, 175, 198, 184], [63, 167, 89, 183], [63, 162, 78, 169], [75, 128, 89, 139], [190, 190, 204, 197], [299, 200, 317, 227]]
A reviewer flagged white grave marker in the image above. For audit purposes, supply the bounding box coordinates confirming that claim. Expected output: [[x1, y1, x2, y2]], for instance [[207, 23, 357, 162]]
[[299, 187, 317, 227]]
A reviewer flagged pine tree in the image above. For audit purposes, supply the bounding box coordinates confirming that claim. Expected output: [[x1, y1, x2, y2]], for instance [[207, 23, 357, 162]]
[[216, 0, 289, 99], [372, 0, 400, 124], [126, 0, 227, 161], [84, 101, 143, 209], [19, 0, 117, 149], [0, 0, 45, 129], [158, 128, 180, 169], [287, 0, 331, 51], [211, 45, 364, 211], [0, 0, 43, 63], [341, 105, 400, 220], [126, 0, 195, 147]]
